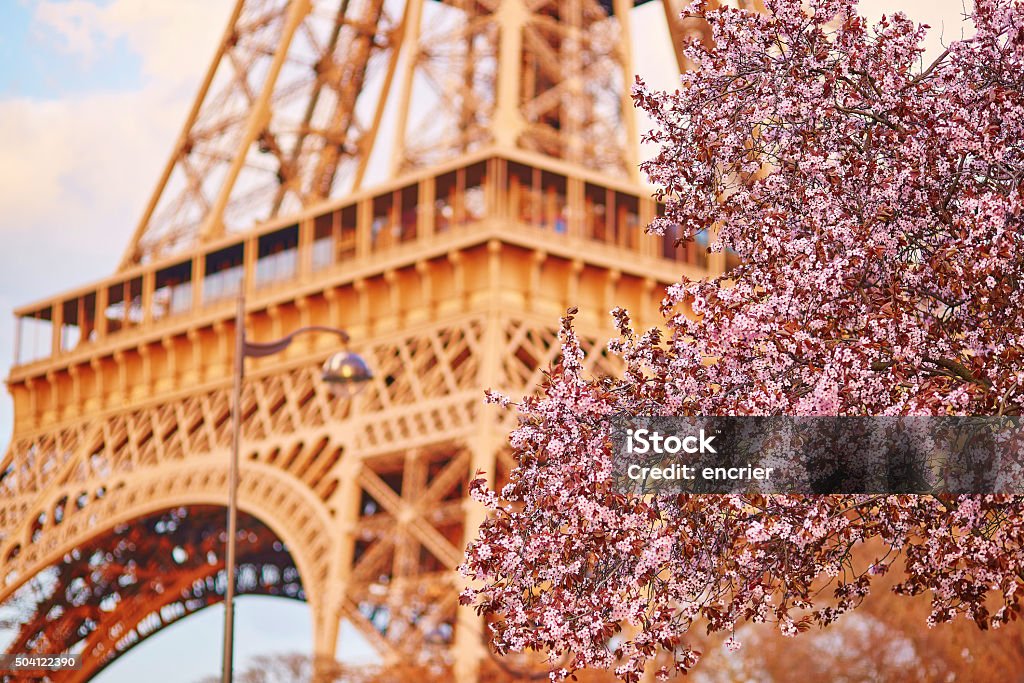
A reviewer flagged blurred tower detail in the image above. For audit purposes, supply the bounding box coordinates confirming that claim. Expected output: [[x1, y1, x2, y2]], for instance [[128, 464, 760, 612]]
[[0, 1, 728, 681]]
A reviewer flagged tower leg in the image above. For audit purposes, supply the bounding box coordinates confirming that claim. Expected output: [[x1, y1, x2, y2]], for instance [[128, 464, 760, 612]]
[[454, 414, 504, 683], [453, 610, 484, 683], [311, 594, 343, 683]]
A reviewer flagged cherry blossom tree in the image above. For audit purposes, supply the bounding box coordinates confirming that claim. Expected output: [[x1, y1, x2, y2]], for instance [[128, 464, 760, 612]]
[[461, 0, 1024, 680]]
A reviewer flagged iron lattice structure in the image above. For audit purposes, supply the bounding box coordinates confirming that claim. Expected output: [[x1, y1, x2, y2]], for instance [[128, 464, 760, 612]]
[[1, 1, 741, 680]]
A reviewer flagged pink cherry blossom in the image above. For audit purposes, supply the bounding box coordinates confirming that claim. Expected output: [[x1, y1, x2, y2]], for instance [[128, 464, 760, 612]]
[[460, 0, 1024, 680]]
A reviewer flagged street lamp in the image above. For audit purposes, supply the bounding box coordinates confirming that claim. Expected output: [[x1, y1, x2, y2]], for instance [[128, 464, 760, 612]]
[[222, 293, 372, 683]]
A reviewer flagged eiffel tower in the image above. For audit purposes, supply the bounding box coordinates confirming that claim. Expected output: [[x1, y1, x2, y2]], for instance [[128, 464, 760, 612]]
[[0, 1, 732, 680]]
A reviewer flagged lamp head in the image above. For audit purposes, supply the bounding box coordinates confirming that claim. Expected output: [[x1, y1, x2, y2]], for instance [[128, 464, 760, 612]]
[[321, 351, 373, 399]]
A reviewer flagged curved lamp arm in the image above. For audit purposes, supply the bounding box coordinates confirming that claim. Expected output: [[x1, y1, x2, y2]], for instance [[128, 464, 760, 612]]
[[242, 325, 350, 358]]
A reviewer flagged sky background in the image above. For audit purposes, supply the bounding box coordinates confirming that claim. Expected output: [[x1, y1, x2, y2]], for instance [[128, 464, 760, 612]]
[[0, 0, 972, 680]]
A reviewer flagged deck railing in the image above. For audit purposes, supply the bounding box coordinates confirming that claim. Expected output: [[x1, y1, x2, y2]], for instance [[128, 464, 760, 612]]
[[13, 154, 713, 367]]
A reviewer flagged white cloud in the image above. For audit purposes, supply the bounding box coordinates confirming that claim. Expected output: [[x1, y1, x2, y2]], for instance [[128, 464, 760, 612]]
[[33, 0, 230, 82], [0, 0, 234, 447], [0, 0, 234, 258], [0, 88, 184, 252], [32, 0, 107, 63]]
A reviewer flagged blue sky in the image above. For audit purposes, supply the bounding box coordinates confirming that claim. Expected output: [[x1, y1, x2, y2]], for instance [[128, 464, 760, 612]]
[[0, 0, 972, 681], [0, 1, 143, 97]]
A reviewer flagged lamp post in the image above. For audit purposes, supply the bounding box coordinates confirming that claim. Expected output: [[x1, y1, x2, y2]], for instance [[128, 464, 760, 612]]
[[222, 292, 372, 683]]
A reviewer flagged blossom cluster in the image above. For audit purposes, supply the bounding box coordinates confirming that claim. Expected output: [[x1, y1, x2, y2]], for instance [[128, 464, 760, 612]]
[[461, 0, 1024, 680]]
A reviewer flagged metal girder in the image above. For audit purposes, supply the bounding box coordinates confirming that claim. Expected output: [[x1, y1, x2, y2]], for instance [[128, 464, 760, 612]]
[[118, 0, 659, 269], [119, 0, 405, 269]]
